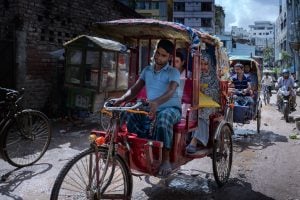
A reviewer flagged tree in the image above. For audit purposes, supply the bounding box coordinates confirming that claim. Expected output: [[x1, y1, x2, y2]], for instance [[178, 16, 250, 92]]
[[263, 47, 274, 67], [280, 50, 292, 68]]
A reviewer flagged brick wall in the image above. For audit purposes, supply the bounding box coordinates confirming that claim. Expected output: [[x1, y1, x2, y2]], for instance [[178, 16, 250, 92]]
[[0, 0, 142, 116]]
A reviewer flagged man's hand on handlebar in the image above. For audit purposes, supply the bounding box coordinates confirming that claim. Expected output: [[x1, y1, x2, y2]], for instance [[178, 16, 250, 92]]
[[112, 97, 124, 106]]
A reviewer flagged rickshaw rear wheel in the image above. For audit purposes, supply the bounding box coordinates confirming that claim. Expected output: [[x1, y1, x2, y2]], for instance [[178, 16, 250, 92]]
[[212, 123, 233, 187], [257, 108, 261, 133], [50, 147, 133, 200]]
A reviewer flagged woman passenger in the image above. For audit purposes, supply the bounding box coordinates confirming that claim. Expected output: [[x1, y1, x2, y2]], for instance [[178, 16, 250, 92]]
[[186, 50, 220, 154], [174, 51, 191, 118]]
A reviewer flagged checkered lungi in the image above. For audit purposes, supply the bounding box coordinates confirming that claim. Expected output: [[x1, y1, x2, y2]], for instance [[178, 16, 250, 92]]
[[126, 107, 181, 149]]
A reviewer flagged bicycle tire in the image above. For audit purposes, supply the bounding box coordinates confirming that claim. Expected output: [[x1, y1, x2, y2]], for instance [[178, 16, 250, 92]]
[[266, 93, 270, 105], [50, 147, 133, 200], [212, 123, 233, 187], [0, 109, 51, 167]]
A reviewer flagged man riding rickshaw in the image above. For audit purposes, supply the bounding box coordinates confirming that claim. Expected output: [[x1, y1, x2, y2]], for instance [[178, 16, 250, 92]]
[[228, 56, 262, 133], [50, 19, 234, 199]]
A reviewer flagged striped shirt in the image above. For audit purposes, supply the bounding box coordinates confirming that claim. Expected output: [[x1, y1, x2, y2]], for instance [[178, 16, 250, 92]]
[[231, 74, 250, 90]]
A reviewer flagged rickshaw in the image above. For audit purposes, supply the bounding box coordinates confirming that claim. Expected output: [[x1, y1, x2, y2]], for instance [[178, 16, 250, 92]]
[[228, 56, 262, 133], [51, 19, 233, 199]]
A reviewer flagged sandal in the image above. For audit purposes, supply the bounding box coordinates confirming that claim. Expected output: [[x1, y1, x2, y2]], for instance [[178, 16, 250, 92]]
[[186, 144, 197, 154], [158, 161, 172, 177]]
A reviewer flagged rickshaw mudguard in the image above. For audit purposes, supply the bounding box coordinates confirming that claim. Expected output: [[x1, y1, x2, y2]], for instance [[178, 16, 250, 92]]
[[90, 130, 163, 175], [213, 120, 234, 141]]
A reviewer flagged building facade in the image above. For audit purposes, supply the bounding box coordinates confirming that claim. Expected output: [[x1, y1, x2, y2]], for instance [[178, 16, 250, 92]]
[[231, 26, 249, 39], [119, 0, 216, 33], [0, 0, 141, 116], [249, 21, 275, 57], [275, 0, 300, 76], [119, 0, 169, 20], [215, 5, 225, 35], [173, 0, 215, 33]]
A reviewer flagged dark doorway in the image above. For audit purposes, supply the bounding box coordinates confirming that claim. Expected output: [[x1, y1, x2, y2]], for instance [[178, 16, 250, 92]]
[[0, 40, 15, 89]]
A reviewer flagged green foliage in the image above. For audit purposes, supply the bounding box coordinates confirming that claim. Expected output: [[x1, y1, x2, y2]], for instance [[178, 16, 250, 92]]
[[280, 50, 292, 68], [263, 47, 274, 65]]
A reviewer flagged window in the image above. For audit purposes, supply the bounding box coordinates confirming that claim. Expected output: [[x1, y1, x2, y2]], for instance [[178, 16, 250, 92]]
[[136, 2, 145, 9], [101, 51, 129, 91], [101, 51, 117, 91], [151, 2, 159, 9], [117, 54, 129, 90], [70, 50, 82, 64], [201, 2, 212, 11], [66, 49, 82, 84], [174, 17, 184, 24], [201, 18, 212, 27], [85, 51, 100, 87], [65, 48, 129, 91], [174, 2, 185, 11]]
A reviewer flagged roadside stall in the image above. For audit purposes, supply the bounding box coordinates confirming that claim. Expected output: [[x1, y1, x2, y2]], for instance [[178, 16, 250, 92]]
[[64, 35, 129, 116]]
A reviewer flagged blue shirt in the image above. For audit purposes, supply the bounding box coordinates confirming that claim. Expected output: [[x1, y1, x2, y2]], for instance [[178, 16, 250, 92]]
[[231, 74, 250, 90], [245, 73, 258, 87], [277, 76, 294, 89], [140, 64, 181, 111]]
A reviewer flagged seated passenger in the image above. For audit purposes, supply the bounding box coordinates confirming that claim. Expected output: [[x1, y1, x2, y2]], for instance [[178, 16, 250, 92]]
[[186, 51, 220, 154], [230, 63, 254, 107], [114, 39, 181, 176], [174, 50, 191, 118], [244, 64, 258, 92]]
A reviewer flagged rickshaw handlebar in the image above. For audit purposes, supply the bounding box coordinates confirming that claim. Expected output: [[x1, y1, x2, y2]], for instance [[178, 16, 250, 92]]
[[104, 99, 150, 115]]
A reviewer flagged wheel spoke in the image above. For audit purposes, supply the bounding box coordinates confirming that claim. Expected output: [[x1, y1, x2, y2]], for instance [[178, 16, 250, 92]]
[[3, 110, 51, 167], [52, 148, 131, 200], [213, 125, 232, 186]]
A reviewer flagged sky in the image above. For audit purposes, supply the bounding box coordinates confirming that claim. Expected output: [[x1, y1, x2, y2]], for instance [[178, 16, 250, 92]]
[[215, 0, 279, 32]]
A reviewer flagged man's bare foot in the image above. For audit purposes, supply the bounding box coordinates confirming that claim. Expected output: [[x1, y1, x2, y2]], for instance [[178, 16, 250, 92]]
[[158, 161, 172, 177]]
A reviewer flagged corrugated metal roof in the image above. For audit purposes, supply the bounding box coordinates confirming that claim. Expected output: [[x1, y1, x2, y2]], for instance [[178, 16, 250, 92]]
[[64, 35, 127, 52]]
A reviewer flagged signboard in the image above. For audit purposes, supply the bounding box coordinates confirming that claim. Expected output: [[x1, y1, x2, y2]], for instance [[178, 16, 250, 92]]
[[75, 94, 90, 109]]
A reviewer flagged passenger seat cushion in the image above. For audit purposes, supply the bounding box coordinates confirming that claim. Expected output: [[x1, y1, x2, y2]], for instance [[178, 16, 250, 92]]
[[182, 79, 193, 104]]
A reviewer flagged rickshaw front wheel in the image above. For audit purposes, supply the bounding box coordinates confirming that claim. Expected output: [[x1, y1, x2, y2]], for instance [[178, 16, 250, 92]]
[[50, 147, 133, 200], [212, 123, 233, 187]]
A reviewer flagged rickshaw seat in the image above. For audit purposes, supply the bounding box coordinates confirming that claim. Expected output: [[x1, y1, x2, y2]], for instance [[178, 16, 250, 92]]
[[174, 79, 198, 132], [182, 79, 193, 104], [173, 118, 198, 132]]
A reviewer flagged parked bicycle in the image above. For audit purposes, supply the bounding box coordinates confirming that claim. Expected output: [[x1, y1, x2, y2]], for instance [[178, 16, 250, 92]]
[[0, 87, 52, 167]]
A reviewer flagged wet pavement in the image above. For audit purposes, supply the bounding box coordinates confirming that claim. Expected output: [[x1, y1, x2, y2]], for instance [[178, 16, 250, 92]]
[[0, 93, 300, 199]]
